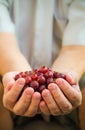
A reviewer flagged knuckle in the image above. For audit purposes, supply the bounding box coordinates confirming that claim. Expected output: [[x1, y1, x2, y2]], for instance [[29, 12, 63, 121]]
[[71, 94, 82, 107], [25, 109, 37, 117], [13, 108, 24, 115], [71, 95, 77, 102], [51, 108, 60, 116], [3, 96, 15, 109], [26, 112, 36, 117], [52, 111, 60, 116], [7, 97, 15, 105], [62, 104, 72, 113]]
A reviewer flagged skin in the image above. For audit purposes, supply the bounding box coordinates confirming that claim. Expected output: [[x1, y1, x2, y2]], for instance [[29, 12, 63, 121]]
[[0, 33, 85, 129], [0, 83, 13, 130], [40, 73, 81, 115]]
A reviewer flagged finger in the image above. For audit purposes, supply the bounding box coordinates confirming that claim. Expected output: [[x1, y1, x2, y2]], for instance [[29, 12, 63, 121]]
[[65, 71, 78, 85], [3, 72, 18, 87], [3, 78, 25, 109], [4, 81, 14, 94], [24, 92, 41, 117], [39, 100, 50, 115], [13, 87, 34, 115], [71, 84, 82, 106], [56, 78, 82, 107], [42, 89, 61, 116], [48, 83, 72, 114]]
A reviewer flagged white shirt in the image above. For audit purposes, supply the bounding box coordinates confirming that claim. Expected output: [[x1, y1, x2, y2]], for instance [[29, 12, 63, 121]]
[[0, 0, 85, 68]]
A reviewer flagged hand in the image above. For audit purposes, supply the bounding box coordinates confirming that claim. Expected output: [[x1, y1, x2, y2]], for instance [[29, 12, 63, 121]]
[[2, 72, 41, 117], [39, 71, 82, 116]]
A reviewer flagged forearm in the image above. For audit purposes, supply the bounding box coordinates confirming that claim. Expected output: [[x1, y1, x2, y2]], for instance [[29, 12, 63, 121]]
[[52, 45, 85, 81], [0, 33, 31, 76]]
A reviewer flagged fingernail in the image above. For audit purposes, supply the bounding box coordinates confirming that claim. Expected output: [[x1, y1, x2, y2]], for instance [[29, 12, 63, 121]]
[[68, 73, 77, 85], [17, 79, 25, 86], [56, 79, 63, 85], [42, 90, 50, 97], [49, 84, 57, 91]]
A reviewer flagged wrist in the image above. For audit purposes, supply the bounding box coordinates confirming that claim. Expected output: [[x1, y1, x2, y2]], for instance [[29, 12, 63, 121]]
[[0, 53, 32, 76]]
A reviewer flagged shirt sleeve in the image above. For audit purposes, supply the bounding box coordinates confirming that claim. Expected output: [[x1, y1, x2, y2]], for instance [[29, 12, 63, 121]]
[[0, 0, 15, 33], [63, 0, 85, 46]]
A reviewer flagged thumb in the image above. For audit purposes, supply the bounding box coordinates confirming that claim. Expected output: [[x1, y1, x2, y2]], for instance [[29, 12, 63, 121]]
[[2, 72, 18, 88], [65, 71, 78, 85]]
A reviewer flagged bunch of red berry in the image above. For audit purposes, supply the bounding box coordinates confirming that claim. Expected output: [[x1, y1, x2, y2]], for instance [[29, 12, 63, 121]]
[[14, 66, 66, 93]]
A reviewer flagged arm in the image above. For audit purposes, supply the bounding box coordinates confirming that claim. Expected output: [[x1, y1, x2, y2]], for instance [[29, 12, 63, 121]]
[[0, 32, 41, 116], [0, 33, 32, 76], [61, 1, 85, 129], [40, 1, 85, 123], [0, 1, 41, 117], [52, 45, 85, 130], [52, 45, 85, 81], [40, 46, 83, 116], [0, 33, 41, 117], [0, 1, 31, 74]]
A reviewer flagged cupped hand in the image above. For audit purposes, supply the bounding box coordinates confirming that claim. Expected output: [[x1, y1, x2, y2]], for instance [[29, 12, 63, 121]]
[[2, 72, 41, 117], [39, 71, 82, 116]]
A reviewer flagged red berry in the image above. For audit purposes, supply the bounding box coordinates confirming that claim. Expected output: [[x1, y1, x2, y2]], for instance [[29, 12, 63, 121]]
[[38, 75, 46, 85], [59, 73, 66, 79], [14, 74, 21, 80], [19, 72, 26, 78], [30, 80, 39, 90], [38, 85, 46, 93], [25, 71, 30, 76], [14, 66, 67, 95], [39, 66, 48, 73], [33, 69, 38, 73], [47, 77, 53, 84], [25, 76, 32, 84], [53, 71, 60, 78], [31, 73, 38, 80], [45, 70, 53, 78]]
